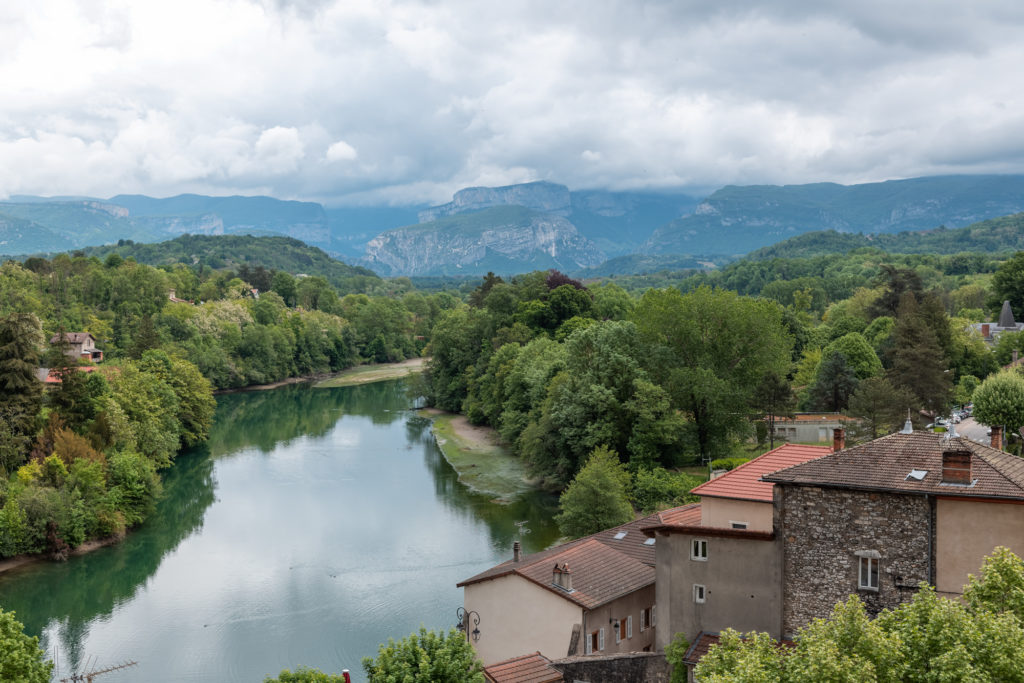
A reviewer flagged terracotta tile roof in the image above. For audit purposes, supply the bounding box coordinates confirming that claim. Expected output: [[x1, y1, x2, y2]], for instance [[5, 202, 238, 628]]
[[458, 512, 663, 609], [49, 332, 94, 344], [691, 444, 832, 502], [764, 431, 1024, 500], [43, 366, 99, 384], [484, 652, 563, 683], [655, 503, 702, 526]]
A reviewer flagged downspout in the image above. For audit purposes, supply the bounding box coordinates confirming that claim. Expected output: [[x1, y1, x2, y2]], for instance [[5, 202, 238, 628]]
[[926, 494, 934, 586]]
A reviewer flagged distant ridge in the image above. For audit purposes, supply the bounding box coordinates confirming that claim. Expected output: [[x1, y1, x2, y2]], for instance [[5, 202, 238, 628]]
[[746, 212, 1024, 260], [645, 175, 1024, 255]]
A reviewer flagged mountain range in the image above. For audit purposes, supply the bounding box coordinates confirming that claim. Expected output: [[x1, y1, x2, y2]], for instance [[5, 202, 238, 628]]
[[5, 174, 1024, 276]]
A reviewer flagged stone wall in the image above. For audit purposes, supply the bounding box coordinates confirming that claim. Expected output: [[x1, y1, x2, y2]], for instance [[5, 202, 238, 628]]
[[552, 652, 671, 683], [778, 485, 930, 636]]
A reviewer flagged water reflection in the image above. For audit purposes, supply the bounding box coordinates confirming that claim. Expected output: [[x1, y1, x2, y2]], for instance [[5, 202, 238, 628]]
[[0, 380, 558, 682]]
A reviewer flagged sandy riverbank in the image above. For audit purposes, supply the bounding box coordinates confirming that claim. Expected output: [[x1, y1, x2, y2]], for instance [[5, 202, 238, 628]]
[[314, 357, 426, 388], [424, 410, 540, 502]]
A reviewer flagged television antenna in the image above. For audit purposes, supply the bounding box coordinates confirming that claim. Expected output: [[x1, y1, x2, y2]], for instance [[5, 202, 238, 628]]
[[60, 659, 138, 682], [515, 520, 531, 535]]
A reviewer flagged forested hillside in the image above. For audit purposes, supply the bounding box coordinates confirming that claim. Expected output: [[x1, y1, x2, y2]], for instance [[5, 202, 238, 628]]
[[748, 212, 1024, 259]]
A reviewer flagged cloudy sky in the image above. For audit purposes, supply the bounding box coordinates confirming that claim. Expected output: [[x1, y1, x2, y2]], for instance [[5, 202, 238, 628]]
[[1, 0, 1023, 206]]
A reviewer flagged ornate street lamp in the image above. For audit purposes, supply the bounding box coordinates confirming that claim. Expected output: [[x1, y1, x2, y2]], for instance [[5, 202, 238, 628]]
[[455, 607, 481, 642]]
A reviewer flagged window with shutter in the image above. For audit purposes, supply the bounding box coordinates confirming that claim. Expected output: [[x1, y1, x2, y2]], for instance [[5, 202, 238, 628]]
[[599, 627, 605, 651], [652, 605, 657, 626], [627, 615, 633, 638]]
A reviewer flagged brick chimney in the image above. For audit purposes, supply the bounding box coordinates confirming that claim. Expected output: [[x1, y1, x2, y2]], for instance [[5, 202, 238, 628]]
[[832, 427, 845, 452], [561, 563, 572, 591], [942, 450, 972, 485], [981, 323, 990, 338], [513, 541, 521, 563], [991, 425, 1003, 451]]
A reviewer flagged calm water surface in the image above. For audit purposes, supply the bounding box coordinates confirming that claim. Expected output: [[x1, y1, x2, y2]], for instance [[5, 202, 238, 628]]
[[0, 380, 559, 682]]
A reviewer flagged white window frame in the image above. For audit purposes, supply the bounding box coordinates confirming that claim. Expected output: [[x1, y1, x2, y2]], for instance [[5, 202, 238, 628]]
[[858, 554, 880, 591], [598, 627, 605, 651], [693, 583, 706, 603], [640, 607, 648, 632], [691, 539, 708, 561], [627, 615, 633, 638], [614, 621, 622, 644], [585, 631, 594, 654]]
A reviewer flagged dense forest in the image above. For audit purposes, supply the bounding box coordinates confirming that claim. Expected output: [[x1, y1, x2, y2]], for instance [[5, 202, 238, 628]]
[[419, 243, 1024, 500], [0, 245, 456, 560]]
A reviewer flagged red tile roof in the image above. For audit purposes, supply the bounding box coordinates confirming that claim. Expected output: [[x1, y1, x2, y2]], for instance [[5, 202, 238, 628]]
[[764, 431, 1024, 500], [43, 366, 99, 384], [484, 652, 562, 683], [458, 512, 663, 609], [690, 444, 832, 502], [655, 503, 702, 526]]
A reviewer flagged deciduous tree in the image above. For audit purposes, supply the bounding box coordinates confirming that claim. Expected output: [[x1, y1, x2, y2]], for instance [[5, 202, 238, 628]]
[[555, 446, 633, 538], [362, 628, 484, 683]]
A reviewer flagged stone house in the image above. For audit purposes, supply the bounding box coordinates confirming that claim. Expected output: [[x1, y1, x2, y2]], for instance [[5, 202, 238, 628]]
[[458, 514, 661, 666], [642, 443, 832, 650], [764, 427, 1024, 637], [49, 332, 103, 362]]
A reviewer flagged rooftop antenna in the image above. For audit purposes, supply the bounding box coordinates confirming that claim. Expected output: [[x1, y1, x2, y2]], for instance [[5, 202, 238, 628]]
[[515, 521, 531, 535], [60, 659, 138, 683], [900, 410, 914, 434]]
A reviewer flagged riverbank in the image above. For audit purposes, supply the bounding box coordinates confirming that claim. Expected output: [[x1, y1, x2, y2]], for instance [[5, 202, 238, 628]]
[[213, 358, 427, 394], [314, 357, 426, 388], [423, 409, 540, 502], [0, 535, 123, 576]]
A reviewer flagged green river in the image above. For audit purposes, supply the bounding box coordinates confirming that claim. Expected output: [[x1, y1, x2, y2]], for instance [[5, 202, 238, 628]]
[[0, 379, 560, 682]]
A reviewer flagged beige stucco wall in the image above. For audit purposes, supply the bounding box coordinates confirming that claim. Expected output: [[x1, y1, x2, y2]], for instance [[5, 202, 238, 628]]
[[655, 530, 782, 650], [581, 584, 657, 656], [701, 498, 773, 532], [935, 498, 1024, 595], [463, 574, 582, 665]]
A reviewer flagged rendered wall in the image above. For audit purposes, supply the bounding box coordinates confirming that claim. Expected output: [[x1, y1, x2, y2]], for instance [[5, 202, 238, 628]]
[[935, 498, 1024, 595], [463, 574, 582, 665], [654, 530, 782, 648], [701, 497, 773, 532]]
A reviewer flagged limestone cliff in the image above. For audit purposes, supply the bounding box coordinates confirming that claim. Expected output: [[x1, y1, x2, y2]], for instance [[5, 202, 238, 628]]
[[365, 205, 604, 276], [418, 181, 571, 223]]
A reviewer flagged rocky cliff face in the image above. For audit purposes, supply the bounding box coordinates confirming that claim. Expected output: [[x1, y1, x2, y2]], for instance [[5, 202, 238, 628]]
[[365, 207, 603, 276], [418, 181, 571, 222]]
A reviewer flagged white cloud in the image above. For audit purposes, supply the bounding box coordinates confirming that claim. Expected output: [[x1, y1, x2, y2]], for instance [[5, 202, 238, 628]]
[[325, 140, 358, 162], [1, 0, 1023, 204]]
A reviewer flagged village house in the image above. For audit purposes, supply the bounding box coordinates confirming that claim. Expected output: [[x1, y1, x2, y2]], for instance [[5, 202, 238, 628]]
[[458, 514, 661, 666], [764, 423, 1024, 637], [769, 413, 858, 444], [969, 299, 1024, 344], [642, 442, 833, 652], [49, 332, 103, 362]]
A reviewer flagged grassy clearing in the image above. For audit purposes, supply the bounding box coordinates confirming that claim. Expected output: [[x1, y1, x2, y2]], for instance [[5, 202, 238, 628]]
[[314, 358, 425, 388], [425, 411, 537, 502]]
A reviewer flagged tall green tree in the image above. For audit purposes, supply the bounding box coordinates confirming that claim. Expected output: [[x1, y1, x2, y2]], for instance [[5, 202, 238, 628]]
[[847, 377, 916, 440], [752, 371, 795, 450], [0, 608, 53, 683], [972, 371, 1024, 450], [807, 351, 858, 412], [0, 313, 43, 451], [362, 628, 484, 683], [633, 287, 792, 463], [990, 250, 1024, 319], [887, 293, 951, 413], [555, 446, 634, 539]]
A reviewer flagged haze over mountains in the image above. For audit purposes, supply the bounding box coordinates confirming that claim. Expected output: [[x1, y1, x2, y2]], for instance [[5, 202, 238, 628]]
[[5, 174, 1024, 276]]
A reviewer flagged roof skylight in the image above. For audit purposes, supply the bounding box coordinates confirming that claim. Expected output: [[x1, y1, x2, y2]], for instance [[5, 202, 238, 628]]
[[613, 531, 627, 540]]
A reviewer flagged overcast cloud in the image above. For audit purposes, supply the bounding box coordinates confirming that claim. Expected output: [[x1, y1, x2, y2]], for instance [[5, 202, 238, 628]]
[[1, 0, 1023, 205]]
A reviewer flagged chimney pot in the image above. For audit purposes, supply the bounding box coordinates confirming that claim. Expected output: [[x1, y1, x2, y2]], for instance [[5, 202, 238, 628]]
[[942, 450, 972, 485], [832, 427, 845, 452], [991, 425, 1004, 451], [513, 541, 521, 563]]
